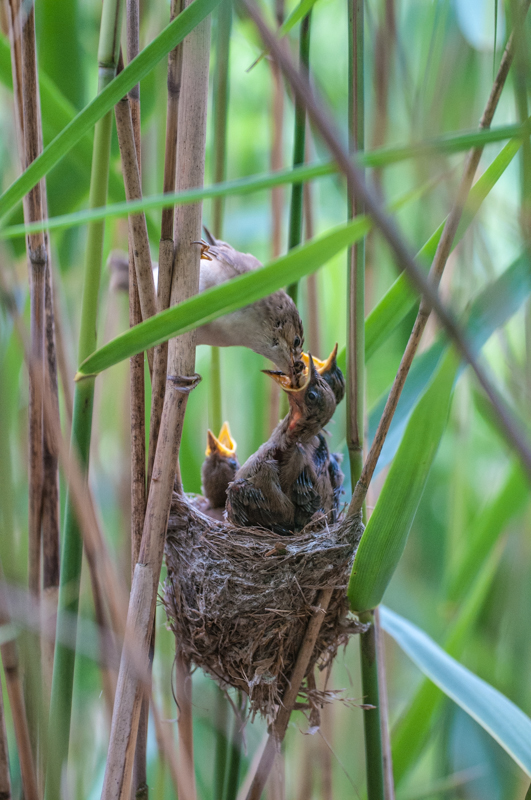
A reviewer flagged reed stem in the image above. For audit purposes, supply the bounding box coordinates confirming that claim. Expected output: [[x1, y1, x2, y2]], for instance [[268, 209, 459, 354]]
[[223, 693, 246, 800], [45, 2, 123, 797], [286, 12, 311, 305], [100, 4, 210, 793]]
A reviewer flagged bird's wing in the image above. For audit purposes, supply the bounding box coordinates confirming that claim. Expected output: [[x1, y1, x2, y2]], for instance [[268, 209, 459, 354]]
[[291, 467, 322, 516], [226, 460, 294, 535]]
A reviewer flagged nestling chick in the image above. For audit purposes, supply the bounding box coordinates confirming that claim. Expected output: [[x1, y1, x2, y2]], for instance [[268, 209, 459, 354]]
[[107, 234, 304, 373], [301, 343, 345, 404], [225, 355, 337, 534], [199, 423, 239, 520]]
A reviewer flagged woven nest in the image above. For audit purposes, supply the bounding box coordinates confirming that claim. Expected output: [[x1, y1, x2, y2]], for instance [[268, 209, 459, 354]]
[[163, 492, 365, 719]]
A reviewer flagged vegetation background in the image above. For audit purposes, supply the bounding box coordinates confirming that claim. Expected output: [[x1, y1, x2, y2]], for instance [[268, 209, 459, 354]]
[[0, 0, 530, 798]]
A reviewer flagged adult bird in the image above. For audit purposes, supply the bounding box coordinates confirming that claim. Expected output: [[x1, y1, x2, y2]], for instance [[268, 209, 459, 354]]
[[225, 355, 338, 534], [107, 232, 304, 374]]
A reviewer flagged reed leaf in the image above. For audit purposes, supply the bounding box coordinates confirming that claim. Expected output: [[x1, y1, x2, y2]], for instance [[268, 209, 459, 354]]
[[1, 124, 526, 240], [348, 348, 458, 613], [381, 605, 531, 777]]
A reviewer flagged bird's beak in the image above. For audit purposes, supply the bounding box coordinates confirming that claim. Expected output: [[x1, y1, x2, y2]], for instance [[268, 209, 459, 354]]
[[206, 424, 237, 457], [300, 343, 339, 375], [218, 421, 237, 453], [262, 369, 311, 392], [193, 239, 213, 261]]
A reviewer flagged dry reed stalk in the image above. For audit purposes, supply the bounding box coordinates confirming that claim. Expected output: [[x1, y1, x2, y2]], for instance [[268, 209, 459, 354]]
[[244, 588, 333, 800], [303, 133, 320, 356], [6, 0, 45, 602], [126, 0, 146, 574], [124, 6, 150, 790], [267, 1, 284, 431], [0, 677, 11, 800], [100, 6, 210, 795], [5, 0, 60, 695], [0, 584, 39, 800], [349, 1, 530, 515], [240, 0, 531, 486], [150, 0, 184, 510]]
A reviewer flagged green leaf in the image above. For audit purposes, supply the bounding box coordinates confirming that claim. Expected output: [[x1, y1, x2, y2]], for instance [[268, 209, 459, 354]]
[[380, 605, 531, 778], [0, 113, 526, 238], [391, 543, 504, 785], [348, 349, 458, 613], [0, 0, 221, 220], [77, 216, 372, 378]]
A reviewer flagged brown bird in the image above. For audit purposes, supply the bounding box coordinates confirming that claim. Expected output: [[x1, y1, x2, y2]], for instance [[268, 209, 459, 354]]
[[192, 423, 240, 521], [225, 355, 337, 534], [301, 343, 345, 404], [107, 235, 304, 373]]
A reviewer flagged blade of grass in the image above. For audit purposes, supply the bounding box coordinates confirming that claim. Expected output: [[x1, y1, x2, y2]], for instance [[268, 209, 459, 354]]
[[348, 348, 458, 613], [44, 1, 124, 797], [380, 604, 531, 777], [0, 0, 222, 221], [2, 123, 527, 240]]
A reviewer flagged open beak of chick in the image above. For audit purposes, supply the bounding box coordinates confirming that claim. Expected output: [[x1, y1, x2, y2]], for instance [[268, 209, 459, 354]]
[[205, 421, 237, 458], [263, 354, 318, 426], [300, 343, 339, 376]]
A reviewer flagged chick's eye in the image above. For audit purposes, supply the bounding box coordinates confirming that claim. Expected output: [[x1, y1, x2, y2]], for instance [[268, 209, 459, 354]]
[[293, 336, 301, 348], [306, 389, 318, 402]]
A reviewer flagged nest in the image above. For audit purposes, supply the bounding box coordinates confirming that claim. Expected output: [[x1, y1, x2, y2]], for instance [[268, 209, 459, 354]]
[[163, 493, 365, 720]]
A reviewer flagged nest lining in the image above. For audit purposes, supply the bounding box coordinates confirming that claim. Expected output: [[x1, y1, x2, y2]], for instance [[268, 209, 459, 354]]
[[163, 493, 364, 719]]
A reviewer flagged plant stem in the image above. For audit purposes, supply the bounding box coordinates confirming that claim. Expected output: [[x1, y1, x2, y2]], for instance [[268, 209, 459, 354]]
[[224, 693, 246, 800], [359, 610, 385, 799], [347, 2, 387, 797], [0, 677, 11, 800], [209, 0, 232, 437], [286, 11, 311, 305], [100, 4, 210, 794], [213, 688, 229, 800], [45, 2, 123, 797]]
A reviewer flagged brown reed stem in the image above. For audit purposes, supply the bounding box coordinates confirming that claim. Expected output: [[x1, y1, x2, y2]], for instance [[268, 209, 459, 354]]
[[348, 2, 530, 516], [100, 6, 210, 795], [244, 588, 333, 800], [0, 578, 39, 800], [125, 6, 150, 791], [125, 0, 146, 576], [0, 675, 11, 800], [237, 0, 531, 489], [303, 134, 320, 356]]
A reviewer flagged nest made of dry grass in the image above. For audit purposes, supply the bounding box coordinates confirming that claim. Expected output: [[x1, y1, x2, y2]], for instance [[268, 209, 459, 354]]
[[163, 493, 364, 720]]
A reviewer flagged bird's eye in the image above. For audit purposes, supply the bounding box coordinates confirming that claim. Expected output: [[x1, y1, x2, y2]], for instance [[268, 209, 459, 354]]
[[306, 389, 318, 402], [293, 336, 301, 348]]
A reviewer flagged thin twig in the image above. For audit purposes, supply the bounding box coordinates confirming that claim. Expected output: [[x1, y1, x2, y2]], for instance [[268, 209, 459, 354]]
[[244, 588, 333, 800], [238, 0, 531, 493]]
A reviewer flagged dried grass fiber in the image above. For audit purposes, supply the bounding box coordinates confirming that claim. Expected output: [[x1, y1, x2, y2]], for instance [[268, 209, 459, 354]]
[[163, 493, 364, 718]]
